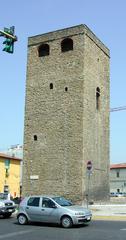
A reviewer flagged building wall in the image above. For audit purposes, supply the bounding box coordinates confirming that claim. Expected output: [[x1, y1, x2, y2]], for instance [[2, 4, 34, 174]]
[[0, 157, 21, 197], [3, 145, 23, 187], [23, 25, 110, 202], [110, 168, 126, 193], [83, 28, 110, 200]]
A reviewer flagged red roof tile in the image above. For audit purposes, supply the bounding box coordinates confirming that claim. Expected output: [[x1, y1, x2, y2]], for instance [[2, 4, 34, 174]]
[[0, 152, 22, 161], [110, 163, 126, 169]]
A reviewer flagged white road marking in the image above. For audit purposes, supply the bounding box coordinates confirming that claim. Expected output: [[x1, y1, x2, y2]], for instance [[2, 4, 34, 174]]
[[120, 228, 126, 231], [0, 229, 34, 239]]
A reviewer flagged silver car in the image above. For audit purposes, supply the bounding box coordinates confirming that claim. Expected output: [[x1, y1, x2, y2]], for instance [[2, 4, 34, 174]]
[[0, 193, 16, 218], [17, 195, 92, 228]]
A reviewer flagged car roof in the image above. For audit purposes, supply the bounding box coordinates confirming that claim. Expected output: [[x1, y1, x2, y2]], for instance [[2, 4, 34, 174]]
[[24, 195, 59, 198]]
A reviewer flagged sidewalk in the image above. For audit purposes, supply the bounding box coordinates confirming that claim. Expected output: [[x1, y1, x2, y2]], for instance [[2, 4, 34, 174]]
[[89, 203, 126, 221]]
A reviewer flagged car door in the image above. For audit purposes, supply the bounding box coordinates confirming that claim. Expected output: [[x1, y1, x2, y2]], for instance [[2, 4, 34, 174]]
[[40, 197, 60, 223], [25, 197, 41, 221]]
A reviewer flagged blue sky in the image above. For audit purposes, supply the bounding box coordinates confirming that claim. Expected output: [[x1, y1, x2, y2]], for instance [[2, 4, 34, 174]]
[[0, 0, 126, 163]]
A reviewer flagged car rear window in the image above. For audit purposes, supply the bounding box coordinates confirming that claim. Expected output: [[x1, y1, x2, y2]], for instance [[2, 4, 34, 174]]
[[27, 197, 40, 207]]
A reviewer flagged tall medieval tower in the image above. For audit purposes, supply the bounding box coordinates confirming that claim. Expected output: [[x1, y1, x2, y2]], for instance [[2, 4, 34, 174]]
[[23, 25, 110, 202]]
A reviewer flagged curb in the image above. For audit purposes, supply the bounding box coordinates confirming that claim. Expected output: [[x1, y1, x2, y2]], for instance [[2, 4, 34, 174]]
[[92, 215, 126, 221]]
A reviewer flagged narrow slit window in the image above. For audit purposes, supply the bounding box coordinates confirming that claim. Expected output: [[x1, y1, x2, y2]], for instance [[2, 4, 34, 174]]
[[117, 171, 120, 178], [61, 38, 73, 52], [96, 87, 100, 110], [38, 44, 50, 57], [34, 135, 37, 141], [50, 83, 53, 89]]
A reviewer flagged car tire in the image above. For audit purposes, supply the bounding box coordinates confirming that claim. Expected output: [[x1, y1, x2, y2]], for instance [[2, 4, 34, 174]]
[[17, 214, 28, 225], [61, 216, 73, 228]]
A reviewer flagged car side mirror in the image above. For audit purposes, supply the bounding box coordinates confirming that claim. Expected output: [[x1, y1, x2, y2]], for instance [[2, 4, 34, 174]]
[[52, 204, 57, 209]]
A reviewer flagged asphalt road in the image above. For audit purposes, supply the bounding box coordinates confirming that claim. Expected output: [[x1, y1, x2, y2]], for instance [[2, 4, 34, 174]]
[[0, 215, 126, 240]]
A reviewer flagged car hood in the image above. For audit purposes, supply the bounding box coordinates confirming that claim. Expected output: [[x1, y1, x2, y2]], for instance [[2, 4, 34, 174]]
[[0, 199, 14, 204], [64, 205, 91, 213]]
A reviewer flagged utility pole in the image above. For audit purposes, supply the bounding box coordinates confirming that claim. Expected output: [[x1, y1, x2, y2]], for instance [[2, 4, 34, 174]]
[[0, 26, 17, 53]]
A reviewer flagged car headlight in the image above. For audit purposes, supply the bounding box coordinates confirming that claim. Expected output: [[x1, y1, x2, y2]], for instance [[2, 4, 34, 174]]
[[75, 212, 84, 215], [0, 202, 4, 207]]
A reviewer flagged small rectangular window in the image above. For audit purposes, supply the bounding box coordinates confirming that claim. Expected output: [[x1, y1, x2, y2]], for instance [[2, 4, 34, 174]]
[[116, 171, 120, 178], [96, 87, 100, 110], [5, 160, 10, 169], [4, 185, 9, 193]]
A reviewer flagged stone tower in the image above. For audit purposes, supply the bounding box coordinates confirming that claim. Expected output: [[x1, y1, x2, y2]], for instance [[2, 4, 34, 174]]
[[23, 25, 110, 202]]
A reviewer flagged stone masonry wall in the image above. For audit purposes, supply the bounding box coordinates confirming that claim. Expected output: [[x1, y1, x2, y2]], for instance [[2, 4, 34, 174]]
[[23, 25, 110, 202], [83, 32, 110, 201]]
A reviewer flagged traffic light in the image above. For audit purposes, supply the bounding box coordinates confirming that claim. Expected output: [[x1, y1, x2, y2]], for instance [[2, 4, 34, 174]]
[[2, 26, 15, 54], [3, 37, 14, 53], [0, 26, 17, 54]]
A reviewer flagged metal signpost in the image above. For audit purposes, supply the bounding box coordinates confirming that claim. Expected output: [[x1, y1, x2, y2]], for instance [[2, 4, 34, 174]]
[[86, 161, 92, 208]]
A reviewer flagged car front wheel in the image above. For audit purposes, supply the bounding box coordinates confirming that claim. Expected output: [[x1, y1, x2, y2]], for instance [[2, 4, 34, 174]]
[[61, 216, 73, 228], [17, 214, 28, 225]]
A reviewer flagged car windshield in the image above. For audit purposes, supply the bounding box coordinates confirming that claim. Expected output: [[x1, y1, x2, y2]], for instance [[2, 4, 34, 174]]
[[52, 197, 73, 206], [0, 193, 7, 200]]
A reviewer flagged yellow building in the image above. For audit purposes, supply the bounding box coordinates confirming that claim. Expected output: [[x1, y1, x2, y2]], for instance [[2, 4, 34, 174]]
[[0, 153, 22, 198]]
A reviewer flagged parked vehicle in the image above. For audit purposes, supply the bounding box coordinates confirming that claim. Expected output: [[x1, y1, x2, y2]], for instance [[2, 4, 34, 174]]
[[0, 193, 16, 218], [110, 192, 118, 197], [17, 195, 92, 228], [110, 192, 126, 197]]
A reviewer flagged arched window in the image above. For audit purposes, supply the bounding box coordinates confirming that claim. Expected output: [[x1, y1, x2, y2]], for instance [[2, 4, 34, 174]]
[[38, 44, 50, 57], [61, 38, 73, 52], [96, 87, 100, 110]]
